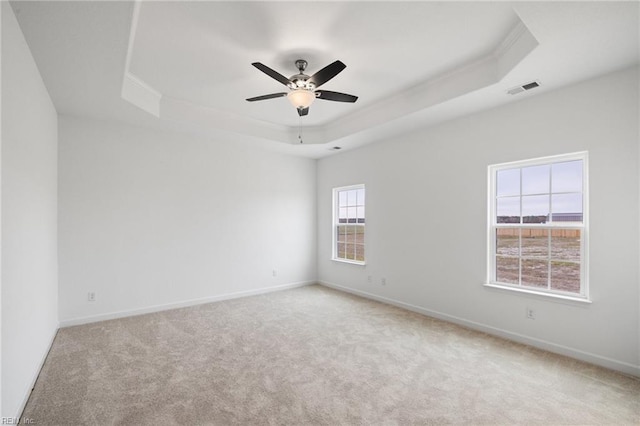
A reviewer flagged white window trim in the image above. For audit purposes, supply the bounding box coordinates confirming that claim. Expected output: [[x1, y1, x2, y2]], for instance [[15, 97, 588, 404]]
[[485, 152, 590, 302], [332, 184, 366, 265]]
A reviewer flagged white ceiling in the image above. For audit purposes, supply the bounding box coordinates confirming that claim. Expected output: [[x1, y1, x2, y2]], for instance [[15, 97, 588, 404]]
[[9, 1, 640, 158]]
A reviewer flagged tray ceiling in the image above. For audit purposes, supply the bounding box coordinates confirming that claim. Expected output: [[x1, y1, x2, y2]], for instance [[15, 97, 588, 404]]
[[10, 1, 640, 158]]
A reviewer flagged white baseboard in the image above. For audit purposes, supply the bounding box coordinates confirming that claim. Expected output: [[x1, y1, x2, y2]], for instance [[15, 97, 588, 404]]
[[319, 280, 640, 378], [59, 281, 315, 328], [16, 324, 59, 419]]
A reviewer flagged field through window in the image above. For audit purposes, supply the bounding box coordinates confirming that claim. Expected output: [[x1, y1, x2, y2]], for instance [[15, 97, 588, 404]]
[[336, 225, 365, 261], [495, 227, 581, 293], [489, 153, 586, 297], [334, 185, 365, 262]]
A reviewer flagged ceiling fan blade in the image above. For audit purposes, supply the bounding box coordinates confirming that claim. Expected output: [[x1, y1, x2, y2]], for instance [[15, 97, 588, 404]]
[[246, 92, 288, 102], [308, 60, 346, 88], [297, 107, 309, 117], [316, 90, 358, 103], [251, 62, 291, 86]]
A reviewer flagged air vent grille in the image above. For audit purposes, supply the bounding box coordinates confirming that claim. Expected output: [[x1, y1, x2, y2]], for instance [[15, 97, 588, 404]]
[[507, 80, 541, 95]]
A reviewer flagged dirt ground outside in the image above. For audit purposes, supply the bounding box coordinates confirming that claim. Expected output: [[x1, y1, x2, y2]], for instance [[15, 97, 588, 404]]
[[337, 225, 365, 261], [335, 226, 581, 292], [495, 231, 581, 293]]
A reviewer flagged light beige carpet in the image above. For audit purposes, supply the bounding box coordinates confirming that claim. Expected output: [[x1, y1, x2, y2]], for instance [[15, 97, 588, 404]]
[[23, 285, 639, 425]]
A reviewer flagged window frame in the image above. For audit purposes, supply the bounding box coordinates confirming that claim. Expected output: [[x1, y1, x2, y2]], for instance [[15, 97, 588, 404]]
[[486, 152, 590, 302], [332, 184, 366, 265]]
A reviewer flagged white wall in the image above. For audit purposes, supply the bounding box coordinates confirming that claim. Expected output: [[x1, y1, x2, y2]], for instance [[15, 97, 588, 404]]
[[1, 2, 59, 418], [58, 115, 316, 324], [1, 2, 4, 417], [318, 66, 640, 376]]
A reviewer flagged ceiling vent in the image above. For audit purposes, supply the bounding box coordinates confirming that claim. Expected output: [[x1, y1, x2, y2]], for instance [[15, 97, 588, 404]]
[[507, 80, 540, 95]]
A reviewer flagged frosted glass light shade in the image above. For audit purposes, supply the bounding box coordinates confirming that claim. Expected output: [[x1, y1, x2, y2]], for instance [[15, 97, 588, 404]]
[[287, 89, 316, 109]]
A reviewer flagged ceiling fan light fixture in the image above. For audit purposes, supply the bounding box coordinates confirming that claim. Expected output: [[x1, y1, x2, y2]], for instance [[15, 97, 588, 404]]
[[287, 89, 316, 109], [248, 60, 356, 116]]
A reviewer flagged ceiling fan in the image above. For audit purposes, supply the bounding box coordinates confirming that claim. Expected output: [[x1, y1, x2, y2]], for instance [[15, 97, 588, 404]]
[[246, 59, 358, 117]]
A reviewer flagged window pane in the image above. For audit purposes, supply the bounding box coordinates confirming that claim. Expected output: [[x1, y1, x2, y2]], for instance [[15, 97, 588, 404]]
[[356, 188, 365, 206], [521, 259, 548, 288], [521, 229, 548, 258], [550, 229, 580, 262], [347, 207, 357, 221], [550, 261, 580, 293], [354, 226, 364, 245], [522, 164, 550, 195], [551, 193, 582, 223], [339, 207, 347, 222], [497, 197, 520, 223], [337, 242, 346, 259], [552, 160, 582, 193], [347, 190, 357, 206], [496, 168, 520, 197], [496, 256, 519, 284], [357, 206, 365, 220], [345, 243, 356, 260], [355, 244, 365, 262], [339, 191, 347, 206], [522, 195, 549, 223], [344, 225, 357, 243], [496, 229, 519, 256], [336, 225, 347, 243]]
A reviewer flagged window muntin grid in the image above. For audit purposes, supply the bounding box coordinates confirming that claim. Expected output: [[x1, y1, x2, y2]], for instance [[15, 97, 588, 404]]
[[333, 185, 365, 264], [489, 153, 588, 299]]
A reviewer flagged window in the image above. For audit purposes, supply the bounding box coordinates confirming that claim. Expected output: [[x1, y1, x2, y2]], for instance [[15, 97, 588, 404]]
[[333, 184, 365, 264], [487, 152, 588, 300]]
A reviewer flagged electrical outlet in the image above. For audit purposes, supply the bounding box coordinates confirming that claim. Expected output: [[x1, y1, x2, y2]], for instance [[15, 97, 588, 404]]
[[367, 275, 372, 283], [526, 307, 535, 319], [88, 292, 96, 302], [381, 277, 387, 286]]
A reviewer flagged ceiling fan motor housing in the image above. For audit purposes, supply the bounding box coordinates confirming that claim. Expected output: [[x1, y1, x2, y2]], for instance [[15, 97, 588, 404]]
[[289, 76, 315, 90], [288, 60, 316, 90]]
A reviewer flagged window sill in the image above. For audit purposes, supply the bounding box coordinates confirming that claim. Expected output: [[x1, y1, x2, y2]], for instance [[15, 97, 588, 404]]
[[332, 258, 366, 266], [484, 282, 592, 304]]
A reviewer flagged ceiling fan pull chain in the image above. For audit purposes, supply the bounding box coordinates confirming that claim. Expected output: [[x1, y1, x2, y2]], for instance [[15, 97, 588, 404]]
[[298, 116, 303, 144]]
